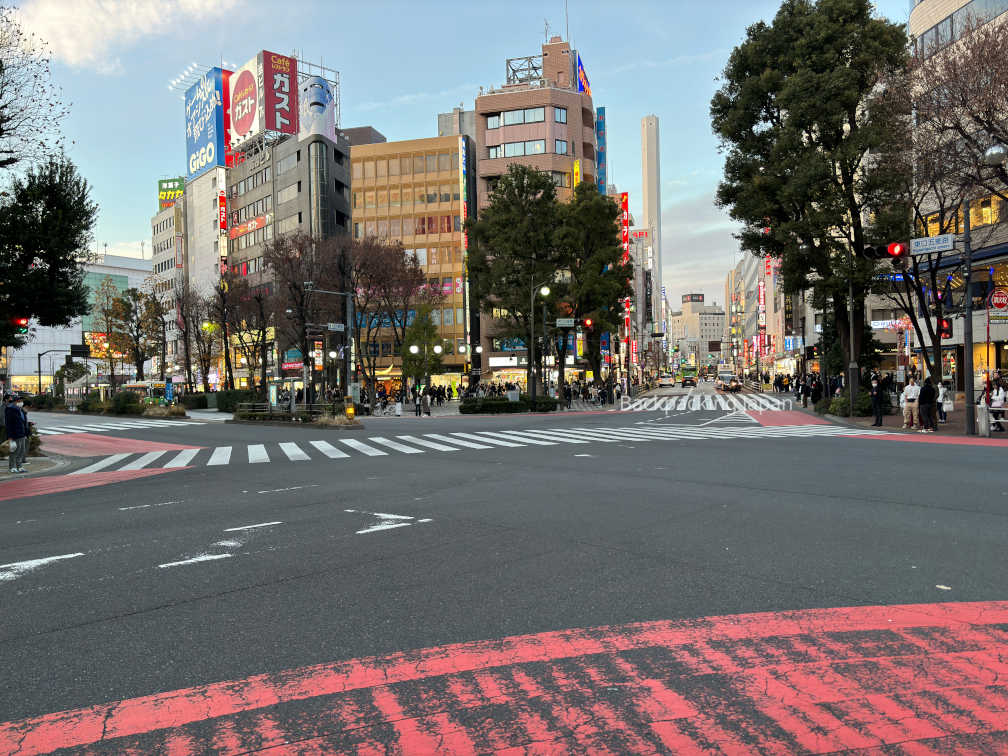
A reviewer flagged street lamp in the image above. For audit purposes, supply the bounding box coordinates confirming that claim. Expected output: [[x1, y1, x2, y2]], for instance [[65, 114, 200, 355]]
[[530, 283, 551, 401], [409, 343, 442, 388]]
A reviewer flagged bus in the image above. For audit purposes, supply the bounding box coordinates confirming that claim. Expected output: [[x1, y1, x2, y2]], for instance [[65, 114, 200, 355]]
[[120, 380, 169, 405], [678, 366, 698, 388]]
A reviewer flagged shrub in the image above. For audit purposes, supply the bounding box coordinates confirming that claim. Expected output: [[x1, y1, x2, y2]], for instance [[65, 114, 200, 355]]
[[30, 394, 56, 411], [77, 390, 108, 413], [111, 391, 144, 415], [828, 396, 851, 417], [814, 398, 832, 415], [180, 394, 208, 410], [143, 405, 187, 418], [215, 389, 256, 412]]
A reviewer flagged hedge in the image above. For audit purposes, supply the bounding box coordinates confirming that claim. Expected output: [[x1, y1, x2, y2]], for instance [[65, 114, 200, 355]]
[[180, 394, 208, 410], [459, 396, 559, 414], [111, 391, 145, 415], [214, 389, 257, 412]]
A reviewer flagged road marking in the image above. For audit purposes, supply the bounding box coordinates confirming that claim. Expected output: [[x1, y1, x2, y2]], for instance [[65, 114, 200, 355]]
[[279, 442, 310, 461], [517, 429, 592, 444], [936, 584, 952, 591], [483, 430, 558, 445], [163, 449, 199, 468], [367, 437, 424, 454], [308, 440, 350, 458], [119, 450, 168, 471], [0, 552, 84, 582], [450, 431, 524, 447], [207, 446, 232, 465], [345, 509, 431, 535], [71, 453, 133, 475], [214, 539, 242, 548], [256, 486, 317, 494], [248, 444, 269, 464], [396, 435, 459, 451], [424, 433, 491, 449], [223, 521, 283, 532], [573, 454, 594, 457], [119, 500, 181, 511], [158, 553, 232, 569], [339, 438, 387, 456]]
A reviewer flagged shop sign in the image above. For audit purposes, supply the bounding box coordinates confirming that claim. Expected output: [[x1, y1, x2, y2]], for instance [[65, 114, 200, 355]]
[[281, 361, 303, 370], [990, 288, 1008, 322]]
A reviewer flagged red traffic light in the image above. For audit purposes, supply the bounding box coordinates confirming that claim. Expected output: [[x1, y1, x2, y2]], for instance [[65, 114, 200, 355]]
[[12, 317, 29, 333], [939, 317, 952, 340], [583, 318, 593, 329], [15, 318, 28, 326], [887, 242, 907, 258]]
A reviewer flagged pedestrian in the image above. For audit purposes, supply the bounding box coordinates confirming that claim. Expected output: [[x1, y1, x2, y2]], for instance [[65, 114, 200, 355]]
[[422, 390, 431, 416], [936, 380, 949, 424], [869, 375, 883, 426], [991, 379, 1006, 432], [414, 388, 422, 417], [901, 376, 920, 430], [5, 394, 28, 474], [918, 377, 936, 433]]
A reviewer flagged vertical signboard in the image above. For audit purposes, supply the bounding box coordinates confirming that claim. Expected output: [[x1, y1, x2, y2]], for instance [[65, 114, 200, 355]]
[[595, 107, 606, 193], [458, 136, 468, 252], [299, 76, 336, 141], [576, 53, 591, 95], [229, 56, 261, 149], [573, 159, 581, 189], [174, 233, 183, 270], [262, 51, 298, 134], [157, 178, 185, 211], [185, 68, 226, 181], [218, 190, 227, 231], [631, 339, 639, 365], [620, 193, 630, 263]]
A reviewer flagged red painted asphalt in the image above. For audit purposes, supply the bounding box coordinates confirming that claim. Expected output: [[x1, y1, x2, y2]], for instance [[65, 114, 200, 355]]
[[749, 410, 829, 427], [0, 468, 180, 502], [848, 432, 1008, 447], [2, 601, 1007, 753], [40, 433, 200, 458]]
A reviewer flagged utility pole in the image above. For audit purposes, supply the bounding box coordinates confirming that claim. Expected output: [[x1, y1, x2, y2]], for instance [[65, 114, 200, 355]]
[[963, 198, 976, 435], [846, 245, 859, 414]]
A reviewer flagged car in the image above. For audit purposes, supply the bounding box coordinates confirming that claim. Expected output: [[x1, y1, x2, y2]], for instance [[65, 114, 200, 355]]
[[716, 372, 741, 392], [681, 375, 697, 388], [657, 374, 676, 388]]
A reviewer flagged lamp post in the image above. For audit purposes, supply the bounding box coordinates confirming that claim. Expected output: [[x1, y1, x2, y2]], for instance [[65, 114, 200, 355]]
[[529, 283, 550, 401], [409, 342, 443, 389]]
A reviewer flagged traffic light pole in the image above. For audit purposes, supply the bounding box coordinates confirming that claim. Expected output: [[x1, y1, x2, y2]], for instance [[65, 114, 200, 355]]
[[846, 247, 858, 415], [963, 199, 976, 436]]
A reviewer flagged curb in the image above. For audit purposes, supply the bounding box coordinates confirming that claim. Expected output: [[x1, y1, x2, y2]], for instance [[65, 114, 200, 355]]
[[1, 451, 72, 479], [225, 419, 366, 431]]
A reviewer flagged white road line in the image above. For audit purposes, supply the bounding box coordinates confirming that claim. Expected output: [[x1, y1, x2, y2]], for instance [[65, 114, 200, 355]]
[[163, 449, 199, 468], [71, 453, 133, 475], [207, 446, 232, 465], [450, 431, 524, 448], [339, 438, 388, 456], [0, 552, 85, 582], [368, 437, 424, 454], [248, 444, 270, 464], [53, 425, 104, 432], [119, 450, 168, 471], [35, 429, 62, 435], [158, 553, 232, 569], [357, 522, 413, 534], [517, 429, 592, 443], [396, 435, 459, 451], [482, 430, 557, 446], [279, 442, 311, 461], [423, 433, 490, 449], [223, 521, 283, 532], [309, 440, 350, 458]]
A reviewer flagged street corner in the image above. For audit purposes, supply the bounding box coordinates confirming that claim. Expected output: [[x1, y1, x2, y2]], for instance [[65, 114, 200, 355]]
[[4, 600, 1008, 754], [39, 433, 202, 458], [0, 467, 182, 502]]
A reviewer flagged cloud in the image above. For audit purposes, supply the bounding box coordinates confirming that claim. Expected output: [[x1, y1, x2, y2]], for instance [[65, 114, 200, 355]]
[[352, 83, 480, 114], [658, 190, 742, 307], [16, 0, 238, 73]]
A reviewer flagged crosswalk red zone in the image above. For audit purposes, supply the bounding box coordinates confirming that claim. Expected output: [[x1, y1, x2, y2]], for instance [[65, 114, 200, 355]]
[[3, 601, 1007, 753]]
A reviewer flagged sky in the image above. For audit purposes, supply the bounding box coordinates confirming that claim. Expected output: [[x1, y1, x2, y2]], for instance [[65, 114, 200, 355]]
[[15, 0, 911, 310]]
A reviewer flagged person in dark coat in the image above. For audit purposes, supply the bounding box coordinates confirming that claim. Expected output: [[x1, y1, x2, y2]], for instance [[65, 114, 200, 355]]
[[918, 377, 936, 432], [5, 395, 28, 473], [869, 376, 884, 426]]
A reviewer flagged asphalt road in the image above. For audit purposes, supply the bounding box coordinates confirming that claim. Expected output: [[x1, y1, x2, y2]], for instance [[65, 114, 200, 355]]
[[2, 383, 1007, 753]]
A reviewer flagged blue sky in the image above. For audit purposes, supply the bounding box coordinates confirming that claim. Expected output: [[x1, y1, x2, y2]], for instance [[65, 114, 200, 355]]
[[18, 0, 910, 307]]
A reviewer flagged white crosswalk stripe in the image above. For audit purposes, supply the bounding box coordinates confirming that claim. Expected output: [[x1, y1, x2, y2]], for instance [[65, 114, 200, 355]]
[[67, 424, 889, 474], [31, 420, 207, 437]]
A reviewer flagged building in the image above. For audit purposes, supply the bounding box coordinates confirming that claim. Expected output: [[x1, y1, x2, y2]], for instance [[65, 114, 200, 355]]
[[437, 107, 475, 140], [3, 255, 152, 393], [640, 115, 663, 329], [667, 294, 724, 370], [150, 197, 186, 377], [349, 134, 477, 392], [342, 126, 386, 147]]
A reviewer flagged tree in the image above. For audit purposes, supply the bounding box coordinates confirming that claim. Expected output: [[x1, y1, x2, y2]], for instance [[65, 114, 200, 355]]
[[553, 181, 633, 387], [53, 360, 88, 398], [142, 285, 169, 381], [110, 288, 159, 381], [467, 164, 562, 393], [0, 155, 96, 347], [92, 277, 121, 388], [400, 304, 444, 387], [173, 281, 196, 391], [711, 0, 907, 382], [190, 294, 219, 393], [225, 274, 274, 398], [0, 6, 68, 171], [211, 277, 236, 390]]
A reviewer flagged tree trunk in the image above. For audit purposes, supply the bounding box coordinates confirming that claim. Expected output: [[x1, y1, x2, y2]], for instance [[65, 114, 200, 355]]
[[134, 348, 145, 381], [222, 321, 235, 390]]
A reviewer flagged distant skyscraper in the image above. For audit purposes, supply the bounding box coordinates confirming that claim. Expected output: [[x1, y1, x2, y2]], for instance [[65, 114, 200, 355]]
[[641, 115, 662, 333]]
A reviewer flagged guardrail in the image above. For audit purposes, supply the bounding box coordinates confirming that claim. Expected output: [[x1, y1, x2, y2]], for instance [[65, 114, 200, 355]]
[[236, 402, 340, 420]]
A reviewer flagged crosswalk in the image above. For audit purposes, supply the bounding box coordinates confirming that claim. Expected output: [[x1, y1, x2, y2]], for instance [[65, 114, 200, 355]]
[[70, 423, 888, 474], [617, 394, 790, 413], [34, 419, 206, 436]]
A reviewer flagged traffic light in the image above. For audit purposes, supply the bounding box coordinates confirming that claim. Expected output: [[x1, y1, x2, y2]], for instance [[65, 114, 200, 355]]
[[939, 317, 952, 340], [887, 241, 908, 269], [580, 317, 593, 329], [12, 317, 28, 334]]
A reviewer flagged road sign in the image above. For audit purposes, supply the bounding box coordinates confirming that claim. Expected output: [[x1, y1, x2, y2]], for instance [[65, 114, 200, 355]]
[[555, 318, 575, 328], [910, 233, 955, 256], [990, 288, 1008, 322], [327, 322, 345, 332]]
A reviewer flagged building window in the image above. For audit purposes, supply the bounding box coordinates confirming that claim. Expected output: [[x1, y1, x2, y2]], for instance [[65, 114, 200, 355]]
[[390, 188, 401, 207], [554, 106, 567, 123], [388, 158, 399, 177], [376, 160, 387, 178], [414, 156, 425, 174], [440, 185, 451, 202], [364, 161, 375, 179], [438, 153, 450, 171], [503, 109, 524, 126], [364, 190, 375, 208], [277, 153, 298, 176], [352, 162, 362, 180], [504, 142, 524, 158], [429, 247, 438, 265], [400, 157, 412, 175], [488, 145, 502, 159], [277, 214, 300, 235], [487, 113, 500, 129], [403, 187, 413, 206], [453, 215, 462, 231], [555, 139, 568, 155], [442, 307, 453, 326], [427, 215, 436, 234], [426, 154, 437, 173], [414, 248, 427, 266], [526, 139, 545, 154], [377, 189, 388, 208], [277, 182, 299, 204], [524, 107, 545, 123]]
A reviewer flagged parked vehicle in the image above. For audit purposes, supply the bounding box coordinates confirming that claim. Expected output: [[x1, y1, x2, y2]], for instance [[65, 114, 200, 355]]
[[716, 372, 741, 392]]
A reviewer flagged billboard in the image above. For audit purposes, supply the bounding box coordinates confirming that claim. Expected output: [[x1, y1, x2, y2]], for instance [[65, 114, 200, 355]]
[[262, 51, 298, 134], [229, 56, 260, 149], [576, 53, 591, 95], [573, 159, 581, 188], [185, 67, 227, 181], [229, 214, 271, 239], [299, 76, 336, 141], [218, 191, 227, 231], [682, 294, 704, 303], [458, 136, 468, 252], [595, 107, 606, 193], [620, 192, 629, 263], [157, 177, 184, 210]]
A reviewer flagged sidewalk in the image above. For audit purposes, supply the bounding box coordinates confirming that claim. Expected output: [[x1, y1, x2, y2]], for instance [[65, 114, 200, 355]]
[[822, 401, 1001, 439], [187, 409, 233, 422]]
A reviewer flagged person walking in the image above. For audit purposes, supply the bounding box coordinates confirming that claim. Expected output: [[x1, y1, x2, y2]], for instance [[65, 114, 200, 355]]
[[422, 389, 431, 417], [413, 388, 422, 417], [869, 375, 884, 426], [5, 394, 28, 474], [901, 377, 920, 429], [991, 379, 1006, 432], [918, 377, 936, 432]]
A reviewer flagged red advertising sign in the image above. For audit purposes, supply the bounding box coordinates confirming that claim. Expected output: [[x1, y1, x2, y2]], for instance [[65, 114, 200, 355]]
[[262, 51, 298, 134], [218, 191, 227, 230], [631, 339, 639, 365], [765, 257, 772, 276], [281, 361, 303, 371], [620, 193, 630, 263], [229, 214, 271, 239], [990, 288, 1008, 311]]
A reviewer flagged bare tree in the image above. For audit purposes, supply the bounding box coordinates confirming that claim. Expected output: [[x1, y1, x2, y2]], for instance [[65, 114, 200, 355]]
[[173, 281, 196, 392], [0, 6, 68, 171], [190, 294, 219, 393], [92, 277, 120, 389], [225, 274, 274, 398]]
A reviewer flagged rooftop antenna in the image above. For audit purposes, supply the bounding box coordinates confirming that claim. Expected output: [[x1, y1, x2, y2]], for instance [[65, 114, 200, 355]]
[[565, 0, 569, 41], [544, 18, 550, 42]]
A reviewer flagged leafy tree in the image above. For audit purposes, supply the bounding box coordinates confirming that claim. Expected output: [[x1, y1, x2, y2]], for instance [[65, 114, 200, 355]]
[[553, 181, 633, 386], [467, 164, 561, 393], [142, 284, 169, 381], [110, 288, 159, 381], [92, 276, 121, 388], [190, 294, 219, 393], [0, 6, 68, 171], [400, 305, 444, 388], [711, 0, 907, 382], [53, 360, 88, 398], [0, 155, 96, 347]]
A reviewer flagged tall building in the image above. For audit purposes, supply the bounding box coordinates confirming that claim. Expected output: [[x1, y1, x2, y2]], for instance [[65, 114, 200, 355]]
[[150, 196, 186, 377], [667, 294, 724, 369], [437, 107, 475, 140], [641, 114, 662, 327], [350, 134, 477, 391]]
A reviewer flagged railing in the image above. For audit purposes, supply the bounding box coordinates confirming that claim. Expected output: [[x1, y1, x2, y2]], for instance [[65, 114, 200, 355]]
[[236, 402, 340, 421]]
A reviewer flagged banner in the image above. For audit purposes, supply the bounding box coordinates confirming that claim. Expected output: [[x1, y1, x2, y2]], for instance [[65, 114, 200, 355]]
[[229, 214, 272, 239], [229, 56, 261, 149], [299, 76, 336, 141], [185, 68, 226, 181], [262, 51, 298, 134]]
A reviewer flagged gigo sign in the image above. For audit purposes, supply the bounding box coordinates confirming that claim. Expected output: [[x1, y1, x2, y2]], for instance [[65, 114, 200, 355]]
[[185, 68, 226, 181]]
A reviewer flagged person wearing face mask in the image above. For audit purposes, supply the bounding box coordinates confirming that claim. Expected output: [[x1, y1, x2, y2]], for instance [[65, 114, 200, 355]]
[[5, 395, 28, 474], [869, 377, 883, 426]]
